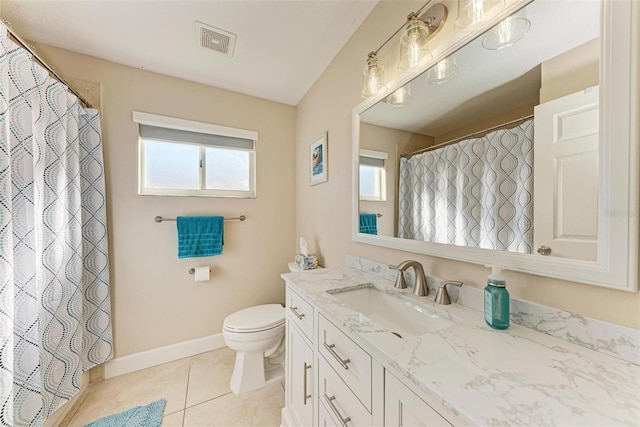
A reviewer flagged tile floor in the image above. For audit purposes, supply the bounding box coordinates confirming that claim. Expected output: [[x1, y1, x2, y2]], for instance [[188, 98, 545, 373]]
[[61, 347, 284, 427]]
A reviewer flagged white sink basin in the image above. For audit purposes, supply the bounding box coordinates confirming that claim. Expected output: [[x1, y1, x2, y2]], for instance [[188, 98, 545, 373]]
[[330, 286, 453, 339]]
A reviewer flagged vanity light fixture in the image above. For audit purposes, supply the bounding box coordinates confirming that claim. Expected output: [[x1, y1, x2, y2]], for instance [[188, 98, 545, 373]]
[[385, 84, 413, 107], [361, 3, 448, 98], [425, 55, 459, 84], [455, 0, 505, 32], [399, 13, 432, 72], [361, 52, 387, 98], [482, 10, 531, 50]]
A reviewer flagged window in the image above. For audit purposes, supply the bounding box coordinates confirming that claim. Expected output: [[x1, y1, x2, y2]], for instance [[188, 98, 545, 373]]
[[134, 112, 257, 197], [359, 149, 387, 201]]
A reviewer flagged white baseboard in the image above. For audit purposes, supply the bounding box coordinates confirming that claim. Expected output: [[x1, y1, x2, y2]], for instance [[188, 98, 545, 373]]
[[45, 372, 90, 427], [104, 333, 226, 379]]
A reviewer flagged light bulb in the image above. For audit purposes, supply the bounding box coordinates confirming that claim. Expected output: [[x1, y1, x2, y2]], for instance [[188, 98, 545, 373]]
[[455, 0, 504, 32], [386, 85, 412, 107], [399, 16, 431, 72], [361, 53, 387, 98], [425, 56, 458, 84], [482, 11, 531, 50]]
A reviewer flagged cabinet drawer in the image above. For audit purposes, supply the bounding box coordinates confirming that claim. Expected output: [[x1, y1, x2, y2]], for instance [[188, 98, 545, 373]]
[[385, 371, 451, 427], [319, 357, 372, 426], [287, 287, 314, 341], [318, 314, 372, 411], [318, 399, 340, 427]]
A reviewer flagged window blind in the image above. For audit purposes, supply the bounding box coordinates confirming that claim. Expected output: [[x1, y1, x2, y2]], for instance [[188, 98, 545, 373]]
[[360, 156, 385, 167], [140, 124, 254, 150]]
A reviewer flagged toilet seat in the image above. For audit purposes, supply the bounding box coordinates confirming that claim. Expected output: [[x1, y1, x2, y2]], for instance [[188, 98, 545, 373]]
[[223, 304, 285, 333]]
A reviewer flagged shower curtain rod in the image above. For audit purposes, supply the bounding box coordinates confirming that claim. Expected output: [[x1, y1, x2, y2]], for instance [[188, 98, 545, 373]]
[[401, 114, 534, 158], [1, 20, 93, 108]]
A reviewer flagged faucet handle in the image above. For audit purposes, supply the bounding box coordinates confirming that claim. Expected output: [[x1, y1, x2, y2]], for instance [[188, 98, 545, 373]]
[[434, 281, 463, 305], [388, 264, 407, 289]]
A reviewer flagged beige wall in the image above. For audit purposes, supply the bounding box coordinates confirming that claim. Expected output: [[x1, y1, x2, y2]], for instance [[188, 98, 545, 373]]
[[296, 1, 640, 329], [34, 43, 297, 357], [540, 38, 600, 103]]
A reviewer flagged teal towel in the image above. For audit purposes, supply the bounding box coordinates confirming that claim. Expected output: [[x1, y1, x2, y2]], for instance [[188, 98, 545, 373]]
[[359, 213, 378, 235], [177, 216, 224, 258]]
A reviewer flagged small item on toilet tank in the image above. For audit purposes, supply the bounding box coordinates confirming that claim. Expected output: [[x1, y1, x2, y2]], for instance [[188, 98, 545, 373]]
[[294, 254, 318, 270], [193, 266, 211, 282]]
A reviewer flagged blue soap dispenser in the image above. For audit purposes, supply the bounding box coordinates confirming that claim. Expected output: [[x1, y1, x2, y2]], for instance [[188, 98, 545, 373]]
[[484, 265, 510, 329]]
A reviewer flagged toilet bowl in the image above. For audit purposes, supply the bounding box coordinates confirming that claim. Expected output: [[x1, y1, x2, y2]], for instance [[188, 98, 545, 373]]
[[223, 304, 285, 395]]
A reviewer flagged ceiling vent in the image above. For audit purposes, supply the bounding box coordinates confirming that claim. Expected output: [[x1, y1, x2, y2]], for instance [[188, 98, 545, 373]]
[[196, 21, 236, 58]]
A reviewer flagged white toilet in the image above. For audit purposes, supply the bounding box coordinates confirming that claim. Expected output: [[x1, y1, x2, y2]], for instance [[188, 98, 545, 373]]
[[223, 303, 286, 395]]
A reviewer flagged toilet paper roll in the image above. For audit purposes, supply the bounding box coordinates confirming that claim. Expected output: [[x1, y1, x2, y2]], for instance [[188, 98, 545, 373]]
[[194, 266, 210, 282]]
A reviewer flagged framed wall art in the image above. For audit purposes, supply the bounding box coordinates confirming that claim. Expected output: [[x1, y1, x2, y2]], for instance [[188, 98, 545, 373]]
[[310, 133, 328, 185]]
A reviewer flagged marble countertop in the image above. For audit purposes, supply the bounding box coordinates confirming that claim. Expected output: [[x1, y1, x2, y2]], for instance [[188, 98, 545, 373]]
[[282, 267, 640, 426]]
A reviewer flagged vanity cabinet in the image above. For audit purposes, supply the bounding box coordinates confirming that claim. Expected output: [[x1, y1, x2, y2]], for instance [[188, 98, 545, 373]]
[[284, 283, 453, 427]]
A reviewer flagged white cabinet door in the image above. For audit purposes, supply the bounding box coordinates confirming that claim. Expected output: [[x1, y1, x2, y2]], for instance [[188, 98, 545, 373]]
[[286, 322, 314, 427], [384, 373, 450, 427], [533, 87, 599, 261]]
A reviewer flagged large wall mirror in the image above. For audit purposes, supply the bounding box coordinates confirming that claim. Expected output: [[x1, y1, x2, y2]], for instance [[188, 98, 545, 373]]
[[352, 0, 638, 291]]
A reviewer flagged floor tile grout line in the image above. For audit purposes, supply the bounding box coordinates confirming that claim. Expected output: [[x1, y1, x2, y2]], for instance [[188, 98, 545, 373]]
[[184, 391, 234, 411], [180, 356, 193, 427]]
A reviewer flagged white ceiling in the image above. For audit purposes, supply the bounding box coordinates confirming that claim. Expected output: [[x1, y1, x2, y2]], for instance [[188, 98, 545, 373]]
[[1, 0, 378, 106]]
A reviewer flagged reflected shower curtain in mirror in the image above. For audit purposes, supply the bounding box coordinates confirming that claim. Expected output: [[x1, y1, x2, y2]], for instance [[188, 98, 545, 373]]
[[398, 120, 534, 253], [0, 29, 112, 426]]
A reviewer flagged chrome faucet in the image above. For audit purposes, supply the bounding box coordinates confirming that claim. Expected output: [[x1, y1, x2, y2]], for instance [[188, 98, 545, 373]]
[[389, 260, 428, 296], [434, 281, 464, 305]]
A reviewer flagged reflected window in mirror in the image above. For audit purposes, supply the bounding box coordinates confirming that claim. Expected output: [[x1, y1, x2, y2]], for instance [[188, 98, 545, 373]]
[[359, 149, 388, 202]]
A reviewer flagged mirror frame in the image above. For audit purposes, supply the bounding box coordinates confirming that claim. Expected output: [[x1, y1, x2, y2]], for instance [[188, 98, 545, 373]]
[[352, 0, 639, 291]]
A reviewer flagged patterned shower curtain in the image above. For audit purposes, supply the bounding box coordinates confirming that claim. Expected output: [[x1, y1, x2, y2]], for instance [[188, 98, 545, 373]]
[[0, 28, 113, 426], [398, 120, 534, 253]]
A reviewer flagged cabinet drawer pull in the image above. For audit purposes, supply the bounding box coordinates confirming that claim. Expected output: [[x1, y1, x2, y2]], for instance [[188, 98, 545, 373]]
[[303, 362, 312, 405], [324, 394, 352, 427], [289, 306, 305, 320], [323, 343, 351, 370]]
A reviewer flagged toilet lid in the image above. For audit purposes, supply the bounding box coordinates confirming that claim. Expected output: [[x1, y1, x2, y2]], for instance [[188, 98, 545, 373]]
[[224, 304, 285, 332]]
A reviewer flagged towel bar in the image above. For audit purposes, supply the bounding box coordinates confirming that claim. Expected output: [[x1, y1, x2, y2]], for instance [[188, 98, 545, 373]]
[[155, 215, 246, 223]]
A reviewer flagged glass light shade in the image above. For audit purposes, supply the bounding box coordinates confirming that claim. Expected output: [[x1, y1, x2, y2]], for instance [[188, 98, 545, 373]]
[[361, 55, 387, 98], [455, 0, 505, 32], [386, 84, 413, 107], [425, 56, 459, 84], [482, 12, 531, 50], [399, 18, 432, 71]]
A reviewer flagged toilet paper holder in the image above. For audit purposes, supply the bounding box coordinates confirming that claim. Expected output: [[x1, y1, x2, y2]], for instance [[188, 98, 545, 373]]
[[188, 267, 211, 275]]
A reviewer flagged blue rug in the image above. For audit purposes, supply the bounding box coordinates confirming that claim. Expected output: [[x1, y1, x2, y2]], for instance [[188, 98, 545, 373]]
[[82, 399, 166, 427]]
